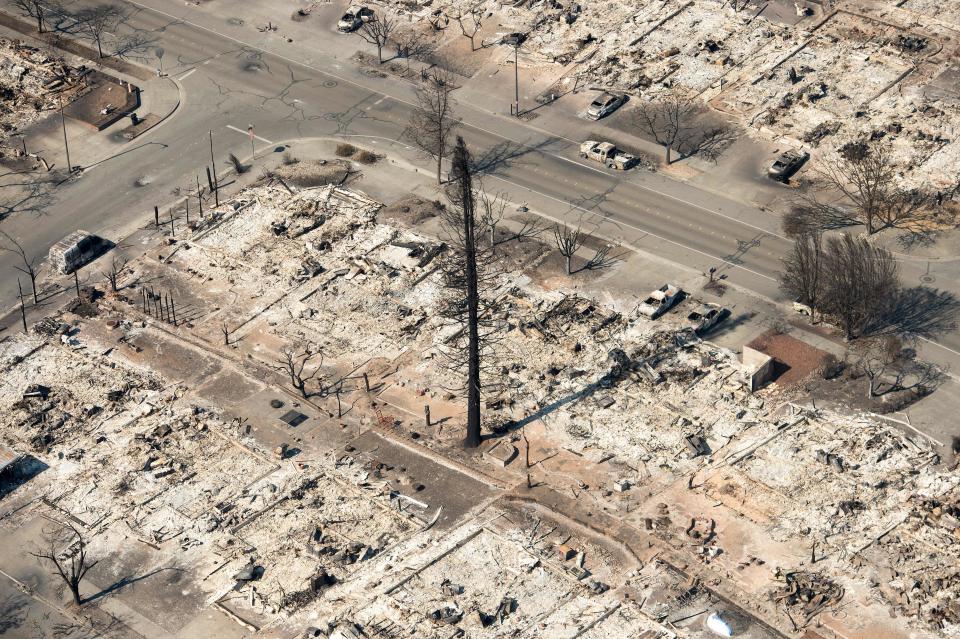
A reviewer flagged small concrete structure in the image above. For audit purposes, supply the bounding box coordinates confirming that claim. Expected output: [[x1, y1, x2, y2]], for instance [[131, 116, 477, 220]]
[[743, 345, 774, 392]]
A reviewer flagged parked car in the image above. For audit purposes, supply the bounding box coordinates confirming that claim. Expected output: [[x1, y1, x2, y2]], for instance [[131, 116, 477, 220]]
[[586, 92, 626, 120], [637, 284, 683, 319], [767, 149, 809, 181], [48, 230, 109, 274], [685, 303, 726, 334], [579, 140, 640, 170], [337, 5, 374, 32]]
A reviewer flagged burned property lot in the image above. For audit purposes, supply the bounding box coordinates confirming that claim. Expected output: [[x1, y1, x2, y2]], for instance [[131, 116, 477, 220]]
[[3, 168, 960, 637]]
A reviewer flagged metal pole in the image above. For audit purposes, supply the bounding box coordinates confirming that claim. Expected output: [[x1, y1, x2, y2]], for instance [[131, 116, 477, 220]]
[[169, 209, 175, 236], [206, 166, 215, 194], [59, 93, 72, 172], [171, 296, 177, 325], [154, 205, 159, 229], [142, 287, 147, 313], [196, 174, 203, 218], [74, 270, 80, 299], [185, 196, 190, 227], [209, 130, 219, 206], [514, 44, 519, 117], [17, 278, 27, 332]]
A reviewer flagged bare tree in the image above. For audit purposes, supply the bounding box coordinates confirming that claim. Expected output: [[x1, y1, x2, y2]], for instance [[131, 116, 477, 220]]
[[583, 243, 621, 270], [811, 143, 940, 235], [395, 29, 433, 73], [11, 0, 57, 33], [405, 71, 460, 184], [74, 5, 123, 58], [553, 224, 584, 275], [854, 336, 945, 398], [478, 189, 508, 247], [278, 348, 327, 399], [30, 523, 98, 606], [633, 89, 736, 164], [455, 6, 484, 51], [779, 232, 824, 323], [101, 255, 129, 292], [357, 11, 398, 64], [0, 230, 39, 303], [820, 234, 898, 341], [440, 137, 504, 449]]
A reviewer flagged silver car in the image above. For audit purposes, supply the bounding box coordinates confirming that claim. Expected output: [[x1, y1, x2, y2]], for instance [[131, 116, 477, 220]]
[[586, 93, 626, 120]]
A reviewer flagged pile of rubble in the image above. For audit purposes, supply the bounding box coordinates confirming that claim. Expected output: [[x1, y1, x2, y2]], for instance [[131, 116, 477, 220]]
[[0, 38, 82, 156]]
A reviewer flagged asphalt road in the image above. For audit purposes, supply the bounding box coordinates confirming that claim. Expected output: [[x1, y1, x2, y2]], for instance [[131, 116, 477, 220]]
[[1, 0, 959, 367]]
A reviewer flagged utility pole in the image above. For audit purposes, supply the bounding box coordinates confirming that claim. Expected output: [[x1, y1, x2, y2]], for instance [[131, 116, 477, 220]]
[[513, 43, 520, 117], [59, 93, 72, 173], [209, 130, 219, 207]]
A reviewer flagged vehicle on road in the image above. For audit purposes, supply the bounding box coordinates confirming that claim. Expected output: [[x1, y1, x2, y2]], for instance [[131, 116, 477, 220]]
[[579, 140, 640, 170], [49, 230, 109, 274], [637, 284, 683, 319], [685, 303, 726, 334], [767, 149, 809, 182], [338, 6, 374, 32], [586, 92, 626, 120]]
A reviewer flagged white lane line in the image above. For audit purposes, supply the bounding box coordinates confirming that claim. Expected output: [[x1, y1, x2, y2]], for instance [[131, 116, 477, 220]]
[[919, 335, 960, 357], [177, 68, 197, 80], [484, 173, 778, 283], [226, 124, 274, 144], [123, 0, 786, 242]]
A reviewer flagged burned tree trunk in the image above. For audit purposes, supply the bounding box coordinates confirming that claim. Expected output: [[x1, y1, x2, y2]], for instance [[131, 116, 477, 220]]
[[453, 138, 482, 449]]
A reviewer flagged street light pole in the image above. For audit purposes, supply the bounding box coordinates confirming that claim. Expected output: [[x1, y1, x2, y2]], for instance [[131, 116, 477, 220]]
[[59, 93, 72, 173]]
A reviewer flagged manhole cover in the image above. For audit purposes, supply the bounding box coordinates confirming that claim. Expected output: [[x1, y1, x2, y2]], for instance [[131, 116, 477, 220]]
[[270, 398, 284, 409], [921, 274, 936, 283], [322, 80, 338, 88]]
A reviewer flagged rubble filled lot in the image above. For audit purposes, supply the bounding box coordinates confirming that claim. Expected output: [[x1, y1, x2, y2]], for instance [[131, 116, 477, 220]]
[[0, 38, 82, 158], [377, 1, 960, 188], [7, 172, 960, 635]]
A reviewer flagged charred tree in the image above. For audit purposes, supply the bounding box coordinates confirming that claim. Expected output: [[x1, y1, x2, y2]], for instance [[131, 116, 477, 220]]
[[439, 137, 509, 448], [31, 523, 98, 606], [779, 232, 823, 323]]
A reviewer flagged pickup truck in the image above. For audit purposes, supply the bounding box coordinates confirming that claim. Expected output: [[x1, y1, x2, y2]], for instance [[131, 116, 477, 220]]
[[685, 303, 726, 334], [637, 284, 683, 319], [338, 5, 374, 32], [579, 141, 639, 170], [768, 149, 809, 181]]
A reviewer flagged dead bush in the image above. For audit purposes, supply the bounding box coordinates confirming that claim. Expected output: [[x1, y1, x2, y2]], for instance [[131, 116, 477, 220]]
[[818, 353, 843, 379], [335, 143, 357, 157], [354, 149, 379, 164]]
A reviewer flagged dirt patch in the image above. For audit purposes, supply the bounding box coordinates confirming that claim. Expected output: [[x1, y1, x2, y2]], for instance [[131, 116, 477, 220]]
[[378, 194, 445, 227], [272, 159, 350, 188], [747, 329, 828, 387], [64, 72, 140, 131]]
